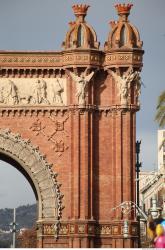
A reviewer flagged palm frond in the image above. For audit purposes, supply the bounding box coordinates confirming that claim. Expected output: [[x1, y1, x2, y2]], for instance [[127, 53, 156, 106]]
[[157, 90, 165, 108], [159, 115, 165, 127], [155, 106, 165, 119], [155, 102, 165, 128], [159, 137, 165, 151]]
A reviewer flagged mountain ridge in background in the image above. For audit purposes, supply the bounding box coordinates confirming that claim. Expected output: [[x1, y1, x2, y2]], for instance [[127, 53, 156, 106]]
[[0, 203, 37, 231], [0, 204, 36, 248]]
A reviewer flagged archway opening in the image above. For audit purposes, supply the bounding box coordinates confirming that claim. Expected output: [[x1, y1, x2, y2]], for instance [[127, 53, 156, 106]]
[[0, 129, 62, 247], [0, 154, 38, 248], [0, 153, 38, 202]]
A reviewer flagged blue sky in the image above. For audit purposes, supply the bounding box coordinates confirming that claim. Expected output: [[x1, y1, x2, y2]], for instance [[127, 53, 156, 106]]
[[0, 0, 164, 208]]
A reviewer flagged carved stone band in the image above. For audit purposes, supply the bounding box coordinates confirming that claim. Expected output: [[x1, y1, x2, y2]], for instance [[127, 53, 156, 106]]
[[0, 78, 67, 106]]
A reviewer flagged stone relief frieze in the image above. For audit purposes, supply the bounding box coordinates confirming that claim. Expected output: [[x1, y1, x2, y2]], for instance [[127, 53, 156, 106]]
[[30, 115, 69, 158], [43, 224, 56, 235], [43, 222, 123, 236], [0, 78, 67, 106], [95, 225, 112, 235]]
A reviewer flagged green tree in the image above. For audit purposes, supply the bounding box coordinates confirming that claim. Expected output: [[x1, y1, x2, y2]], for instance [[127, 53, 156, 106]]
[[155, 90, 165, 128]]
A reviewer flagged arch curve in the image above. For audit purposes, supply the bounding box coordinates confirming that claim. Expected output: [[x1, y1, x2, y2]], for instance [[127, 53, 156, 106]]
[[0, 129, 62, 225], [0, 152, 38, 200]]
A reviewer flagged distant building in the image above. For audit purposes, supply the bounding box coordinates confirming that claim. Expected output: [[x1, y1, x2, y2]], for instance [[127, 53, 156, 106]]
[[139, 169, 165, 216], [158, 129, 165, 170], [139, 130, 165, 217], [0, 229, 11, 234]]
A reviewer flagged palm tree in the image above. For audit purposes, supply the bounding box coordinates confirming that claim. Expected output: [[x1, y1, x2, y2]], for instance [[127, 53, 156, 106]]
[[155, 90, 165, 153], [155, 90, 165, 128]]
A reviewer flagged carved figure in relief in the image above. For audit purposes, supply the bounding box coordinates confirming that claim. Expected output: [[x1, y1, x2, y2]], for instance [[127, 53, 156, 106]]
[[110, 69, 138, 105], [69, 69, 94, 105], [17, 89, 36, 105], [52, 79, 64, 104], [0, 87, 4, 103], [134, 71, 142, 105], [34, 79, 49, 104], [0, 80, 19, 105]]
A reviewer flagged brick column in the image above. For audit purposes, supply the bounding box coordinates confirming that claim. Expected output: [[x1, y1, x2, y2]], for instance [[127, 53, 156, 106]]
[[115, 111, 123, 219], [70, 108, 95, 247]]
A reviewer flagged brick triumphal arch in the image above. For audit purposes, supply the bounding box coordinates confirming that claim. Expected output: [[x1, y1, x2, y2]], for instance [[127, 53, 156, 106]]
[[0, 3, 144, 248]]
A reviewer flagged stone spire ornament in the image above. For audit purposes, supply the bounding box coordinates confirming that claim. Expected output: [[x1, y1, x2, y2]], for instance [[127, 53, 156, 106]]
[[105, 3, 143, 49], [72, 4, 90, 22], [62, 4, 100, 49], [115, 3, 133, 21]]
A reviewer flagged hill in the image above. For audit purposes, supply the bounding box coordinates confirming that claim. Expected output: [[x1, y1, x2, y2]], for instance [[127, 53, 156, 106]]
[[0, 204, 36, 248], [0, 203, 37, 231]]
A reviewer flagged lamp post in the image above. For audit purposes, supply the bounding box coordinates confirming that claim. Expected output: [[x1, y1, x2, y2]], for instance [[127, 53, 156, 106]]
[[123, 220, 129, 238], [135, 140, 142, 208], [149, 194, 162, 219], [112, 201, 148, 221], [112, 201, 147, 247], [135, 140, 142, 247], [10, 208, 18, 248]]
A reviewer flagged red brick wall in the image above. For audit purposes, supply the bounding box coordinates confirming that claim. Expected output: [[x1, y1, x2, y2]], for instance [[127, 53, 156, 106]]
[[0, 70, 138, 247]]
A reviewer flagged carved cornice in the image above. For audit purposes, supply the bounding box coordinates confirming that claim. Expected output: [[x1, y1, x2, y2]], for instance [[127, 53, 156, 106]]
[[62, 50, 103, 67], [0, 51, 63, 68], [0, 49, 143, 70], [104, 50, 143, 69], [0, 107, 69, 117], [98, 104, 139, 113], [0, 104, 139, 117], [0, 50, 103, 69]]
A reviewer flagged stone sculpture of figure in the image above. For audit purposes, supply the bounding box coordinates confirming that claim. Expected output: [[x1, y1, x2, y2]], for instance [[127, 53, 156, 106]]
[[134, 71, 142, 105], [0, 80, 19, 105], [110, 69, 138, 105], [34, 79, 49, 104], [52, 78, 64, 104], [69, 69, 94, 105]]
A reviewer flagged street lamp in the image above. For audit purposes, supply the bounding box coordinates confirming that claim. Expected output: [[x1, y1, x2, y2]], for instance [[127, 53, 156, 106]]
[[135, 140, 142, 247], [123, 220, 129, 238], [112, 201, 147, 221], [9, 208, 18, 248], [112, 201, 148, 245], [149, 194, 162, 219], [135, 140, 142, 208]]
